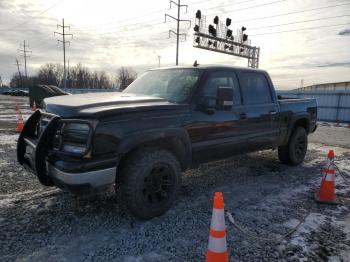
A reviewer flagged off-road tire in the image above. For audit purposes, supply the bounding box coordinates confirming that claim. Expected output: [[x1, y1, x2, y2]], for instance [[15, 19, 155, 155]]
[[116, 147, 181, 219], [278, 127, 308, 166]]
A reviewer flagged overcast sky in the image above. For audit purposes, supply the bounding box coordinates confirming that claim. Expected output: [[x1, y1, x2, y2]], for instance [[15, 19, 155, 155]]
[[0, 0, 349, 89]]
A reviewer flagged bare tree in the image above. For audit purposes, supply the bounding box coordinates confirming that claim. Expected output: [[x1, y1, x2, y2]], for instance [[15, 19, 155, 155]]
[[37, 63, 64, 87], [70, 63, 91, 88], [10, 73, 21, 88], [91, 71, 99, 89], [98, 71, 111, 89], [9, 62, 114, 90], [117, 67, 137, 90]]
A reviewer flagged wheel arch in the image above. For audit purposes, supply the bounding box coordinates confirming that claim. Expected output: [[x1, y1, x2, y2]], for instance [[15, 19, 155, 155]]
[[116, 128, 192, 172], [283, 113, 311, 145]]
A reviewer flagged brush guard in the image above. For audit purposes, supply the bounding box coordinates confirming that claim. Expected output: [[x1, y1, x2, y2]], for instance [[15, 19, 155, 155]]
[[17, 110, 61, 186]]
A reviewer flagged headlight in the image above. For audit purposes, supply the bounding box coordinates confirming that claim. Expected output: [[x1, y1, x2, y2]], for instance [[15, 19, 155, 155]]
[[53, 122, 92, 155]]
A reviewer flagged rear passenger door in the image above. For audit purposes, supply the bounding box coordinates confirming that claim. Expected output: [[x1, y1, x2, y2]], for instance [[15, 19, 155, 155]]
[[236, 70, 279, 149]]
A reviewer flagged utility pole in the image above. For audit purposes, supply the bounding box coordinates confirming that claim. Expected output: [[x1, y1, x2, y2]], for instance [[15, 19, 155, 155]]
[[18, 40, 31, 88], [165, 0, 191, 65], [67, 59, 70, 88], [14, 58, 24, 88], [157, 55, 161, 67], [55, 18, 73, 89]]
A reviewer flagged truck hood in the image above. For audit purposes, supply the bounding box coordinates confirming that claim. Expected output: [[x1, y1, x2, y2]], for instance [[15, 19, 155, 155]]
[[44, 92, 184, 118]]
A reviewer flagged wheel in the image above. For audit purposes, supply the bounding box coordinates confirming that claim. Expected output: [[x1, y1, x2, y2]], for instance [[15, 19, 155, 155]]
[[278, 127, 308, 166], [117, 147, 182, 219]]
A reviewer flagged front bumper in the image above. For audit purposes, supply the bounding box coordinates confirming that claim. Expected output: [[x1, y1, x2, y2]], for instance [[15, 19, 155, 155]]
[[48, 164, 116, 193], [17, 110, 116, 192]]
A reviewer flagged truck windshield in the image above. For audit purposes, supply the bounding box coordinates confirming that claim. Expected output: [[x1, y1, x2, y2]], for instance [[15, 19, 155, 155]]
[[123, 69, 203, 103]]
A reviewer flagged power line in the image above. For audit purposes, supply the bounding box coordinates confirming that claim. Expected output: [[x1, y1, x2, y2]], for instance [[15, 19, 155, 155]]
[[250, 22, 350, 36], [70, 0, 211, 31], [182, 0, 288, 21], [165, 0, 191, 65], [0, 0, 65, 31], [84, 0, 285, 36], [199, 0, 264, 12], [249, 14, 350, 30], [230, 2, 350, 24], [69, 1, 350, 41], [70, 0, 272, 33], [70, 0, 255, 32], [55, 18, 73, 89]]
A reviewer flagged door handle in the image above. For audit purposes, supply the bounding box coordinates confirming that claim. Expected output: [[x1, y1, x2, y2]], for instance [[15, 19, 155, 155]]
[[239, 113, 247, 119], [269, 111, 277, 115]]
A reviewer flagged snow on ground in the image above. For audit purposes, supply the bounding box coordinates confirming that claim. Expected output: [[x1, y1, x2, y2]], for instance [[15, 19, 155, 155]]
[[0, 130, 348, 261], [0, 134, 18, 146], [0, 97, 349, 261], [0, 115, 30, 122]]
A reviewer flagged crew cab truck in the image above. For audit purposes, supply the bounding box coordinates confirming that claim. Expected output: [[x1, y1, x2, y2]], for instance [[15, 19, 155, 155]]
[[17, 65, 317, 219]]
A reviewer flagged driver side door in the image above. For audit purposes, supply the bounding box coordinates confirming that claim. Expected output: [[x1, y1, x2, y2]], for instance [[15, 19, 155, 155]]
[[188, 70, 244, 163]]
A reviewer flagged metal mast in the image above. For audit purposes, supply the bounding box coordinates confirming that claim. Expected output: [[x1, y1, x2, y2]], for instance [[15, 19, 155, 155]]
[[55, 18, 73, 89], [165, 0, 191, 65]]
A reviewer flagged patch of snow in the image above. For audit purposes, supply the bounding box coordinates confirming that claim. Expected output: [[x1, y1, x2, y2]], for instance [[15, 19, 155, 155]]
[[318, 121, 349, 128], [336, 214, 350, 241], [308, 143, 350, 156], [289, 213, 328, 252], [0, 198, 14, 208], [283, 218, 300, 229], [0, 134, 18, 146]]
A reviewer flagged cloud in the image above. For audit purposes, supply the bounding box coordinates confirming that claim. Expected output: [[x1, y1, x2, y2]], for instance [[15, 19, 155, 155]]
[[1, 0, 349, 88], [338, 29, 350, 36]]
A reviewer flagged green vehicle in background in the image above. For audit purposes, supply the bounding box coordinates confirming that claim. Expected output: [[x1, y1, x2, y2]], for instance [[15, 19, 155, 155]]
[[29, 85, 68, 108]]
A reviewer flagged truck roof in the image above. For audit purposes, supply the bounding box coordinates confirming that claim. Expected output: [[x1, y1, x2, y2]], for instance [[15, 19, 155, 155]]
[[150, 64, 267, 74]]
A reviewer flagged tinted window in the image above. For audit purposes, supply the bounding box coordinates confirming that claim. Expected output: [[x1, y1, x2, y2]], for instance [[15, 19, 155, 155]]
[[202, 71, 241, 105], [240, 72, 272, 105]]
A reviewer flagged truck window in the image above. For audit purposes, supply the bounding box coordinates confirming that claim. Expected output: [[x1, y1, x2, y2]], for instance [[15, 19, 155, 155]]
[[202, 71, 241, 105], [240, 72, 272, 105], [124, 69, 203, 103]]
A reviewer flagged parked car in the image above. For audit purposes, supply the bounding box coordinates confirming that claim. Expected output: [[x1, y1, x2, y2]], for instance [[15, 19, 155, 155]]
[[13, 90, 29, 96], [1, 89, 29, 96], [1, 89, 15, 95], [17, 65, 317, 219]]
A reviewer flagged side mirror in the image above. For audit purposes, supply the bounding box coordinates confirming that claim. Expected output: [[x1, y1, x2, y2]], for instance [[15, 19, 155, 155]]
[[217, 86, 233, 110], [197, 96, 217, 114]]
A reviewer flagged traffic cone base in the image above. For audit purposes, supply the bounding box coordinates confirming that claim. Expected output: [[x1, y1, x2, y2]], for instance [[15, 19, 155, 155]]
[[206, 250, 228, 262], [315, 192, 338, 205]]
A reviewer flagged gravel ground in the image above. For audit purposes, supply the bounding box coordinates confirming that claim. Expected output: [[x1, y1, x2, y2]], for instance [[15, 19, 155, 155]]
[[0, 94, 350, 261]]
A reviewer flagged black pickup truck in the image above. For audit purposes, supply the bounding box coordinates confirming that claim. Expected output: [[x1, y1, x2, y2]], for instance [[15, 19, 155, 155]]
[[17, 65, 317, 219]]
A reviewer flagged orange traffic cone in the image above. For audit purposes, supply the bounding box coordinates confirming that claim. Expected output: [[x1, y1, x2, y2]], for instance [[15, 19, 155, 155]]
[[315, 150, 337, 204], [206, 192, 229, 262], [32, 101, 37, 111], [15, 110, 24, 133]]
